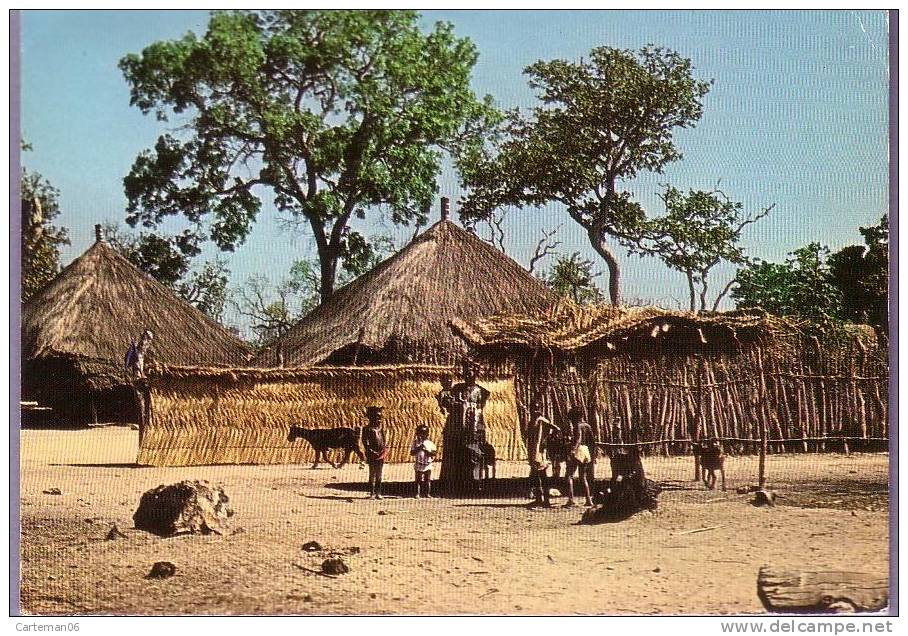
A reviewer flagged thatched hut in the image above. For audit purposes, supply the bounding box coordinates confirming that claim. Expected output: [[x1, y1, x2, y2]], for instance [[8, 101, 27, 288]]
[[254, 214, 556, 367], [21, 228, 252, 424], [452, 302, 889, 455], [137, 210, 557, 467]]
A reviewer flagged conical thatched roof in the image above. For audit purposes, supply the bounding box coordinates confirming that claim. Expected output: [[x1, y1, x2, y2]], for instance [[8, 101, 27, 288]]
[[255, 220, 557, 367], [23, 237, 251, 369]]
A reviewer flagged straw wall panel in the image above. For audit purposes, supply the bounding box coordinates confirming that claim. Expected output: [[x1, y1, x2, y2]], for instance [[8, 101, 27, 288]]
[[138, 365, 524, 466]]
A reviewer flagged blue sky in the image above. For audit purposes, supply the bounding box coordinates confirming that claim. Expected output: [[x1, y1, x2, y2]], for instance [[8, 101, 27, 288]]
[[19, 10, 890, 330]]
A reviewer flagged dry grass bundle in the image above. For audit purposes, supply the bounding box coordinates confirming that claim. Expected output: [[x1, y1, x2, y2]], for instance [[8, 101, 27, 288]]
[[22, 237, 251, 372], [138, 364, 526, 467], [452, 300, 792, 355], [253, 220, 556, 367]]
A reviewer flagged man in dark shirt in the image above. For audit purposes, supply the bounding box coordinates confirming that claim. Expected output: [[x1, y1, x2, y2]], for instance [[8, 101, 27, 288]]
[[362, 406, 388, 499]]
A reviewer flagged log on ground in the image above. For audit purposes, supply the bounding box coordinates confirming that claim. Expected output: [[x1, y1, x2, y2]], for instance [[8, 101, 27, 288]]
[[757, 566, 888, 613]]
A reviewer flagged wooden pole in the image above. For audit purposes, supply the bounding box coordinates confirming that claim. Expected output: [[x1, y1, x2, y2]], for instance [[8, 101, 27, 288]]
[[693, 357, 703, 481], [757, 350, 768, 488]]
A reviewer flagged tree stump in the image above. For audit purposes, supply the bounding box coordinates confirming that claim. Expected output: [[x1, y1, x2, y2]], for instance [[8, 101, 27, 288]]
[[757, 567, 888, 613], [133, 480, 232, 537]]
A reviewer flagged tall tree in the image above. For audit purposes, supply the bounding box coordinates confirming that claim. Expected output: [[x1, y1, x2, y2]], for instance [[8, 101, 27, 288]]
[[21, 146, 70, 302], [632, 186, 772, 312], [827, 215, 888, 332], [120, 10, 496, 303], [541, 252, 604, 305], [460, 46, 712, 305]]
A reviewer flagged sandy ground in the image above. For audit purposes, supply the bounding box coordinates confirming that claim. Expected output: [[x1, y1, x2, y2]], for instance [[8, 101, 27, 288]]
[[17, 428, 890, 616]]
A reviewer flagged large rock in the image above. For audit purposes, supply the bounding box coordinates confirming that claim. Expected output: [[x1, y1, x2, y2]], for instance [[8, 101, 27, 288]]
[[133, 480, 232, 537]]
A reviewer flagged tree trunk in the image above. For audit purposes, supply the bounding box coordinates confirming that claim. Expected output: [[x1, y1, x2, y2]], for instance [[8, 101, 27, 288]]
[[318, 256, 337, 304], [587, 227, 621, 306], [686, 270, 696, 312]]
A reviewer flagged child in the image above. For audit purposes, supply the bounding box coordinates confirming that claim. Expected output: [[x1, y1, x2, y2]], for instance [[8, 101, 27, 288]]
[[410, 424, 437, 498], [527, 399, 556, 508], [435, 375, 454, 415], [362, 406, 388, 499]]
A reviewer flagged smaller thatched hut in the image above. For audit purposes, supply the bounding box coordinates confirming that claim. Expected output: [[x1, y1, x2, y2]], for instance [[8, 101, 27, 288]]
[[21, 228, 251, 423]]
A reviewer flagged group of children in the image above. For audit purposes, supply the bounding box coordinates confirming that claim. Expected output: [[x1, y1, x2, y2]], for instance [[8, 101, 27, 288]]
[[361, 397, 597, 506], [526, 400, 596, 509], [361, 404, 437, 500]]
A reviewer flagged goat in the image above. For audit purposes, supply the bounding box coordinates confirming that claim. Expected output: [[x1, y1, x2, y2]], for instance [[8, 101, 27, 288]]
[[287, 426, 365, 469], [695, 438, 726, 491]]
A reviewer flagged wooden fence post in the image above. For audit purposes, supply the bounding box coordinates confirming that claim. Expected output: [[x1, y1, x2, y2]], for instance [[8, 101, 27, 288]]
[[757, 350, 768, 488]]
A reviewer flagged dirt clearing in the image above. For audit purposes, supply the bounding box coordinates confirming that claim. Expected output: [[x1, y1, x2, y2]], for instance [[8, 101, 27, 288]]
[[18, 428, 890, 615]]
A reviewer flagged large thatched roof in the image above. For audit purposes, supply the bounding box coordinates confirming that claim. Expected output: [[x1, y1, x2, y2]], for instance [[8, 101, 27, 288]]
[[451, 301, 792, 356], [254, 220, 557, 367], [22, 237, 251, 369]]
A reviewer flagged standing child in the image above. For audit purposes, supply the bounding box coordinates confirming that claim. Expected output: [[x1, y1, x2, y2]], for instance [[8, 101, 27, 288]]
[[362, 406, 388, 499], [527, 399, 556, 508], [410, 424, 437, 498]]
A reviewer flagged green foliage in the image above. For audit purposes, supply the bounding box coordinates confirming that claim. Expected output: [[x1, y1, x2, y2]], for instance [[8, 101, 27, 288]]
[[733, 217, 889, 333], [120, 10, 497, 301], [177, 259, 230, 322], [339, 232, 396, 279], [827, 215, 888, 331], [21, 153, 70, 302], [632, 186, 772, 311], [461, 46, 712, 304], [103, 222, 228, 321], [733, 243, 844, 327], [541, 252, 604, 305]]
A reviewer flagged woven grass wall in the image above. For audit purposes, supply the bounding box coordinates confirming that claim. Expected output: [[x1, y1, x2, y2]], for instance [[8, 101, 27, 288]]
[[138, 364, 525, 466]]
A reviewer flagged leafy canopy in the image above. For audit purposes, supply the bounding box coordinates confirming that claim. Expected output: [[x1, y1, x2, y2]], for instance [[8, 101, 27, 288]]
[[733, 243, 844, 328], [733, 216, 889, 332], [827, 215, 888, 331], [461, 46, 712, 305], [541, 252, 604, 305], [632, 186, 772, 312], [21, 143, 70, 302], [120, 10, 497, 300]]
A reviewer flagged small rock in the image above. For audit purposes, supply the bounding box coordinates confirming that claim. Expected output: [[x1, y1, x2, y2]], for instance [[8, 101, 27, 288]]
[[321, 558, 349, 575], [851, 511, 858, 516], [652, 567, 661, 573], [377, 510, 390, 516], [105, 524, 127, 540], [130, 424, 139, 431], [548, 488, 561, 498], [302, 541, 322, 552], [43, 488, 62, 496], [233, 527, 246, 535], [304, 594, 313, 602], [146, 561, 176, 579], [346, 546, 361, 555], [370, 593, 377, 599]]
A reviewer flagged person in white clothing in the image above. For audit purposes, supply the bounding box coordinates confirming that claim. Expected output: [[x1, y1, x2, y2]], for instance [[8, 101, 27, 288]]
[[411, 424, 437, 498]]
